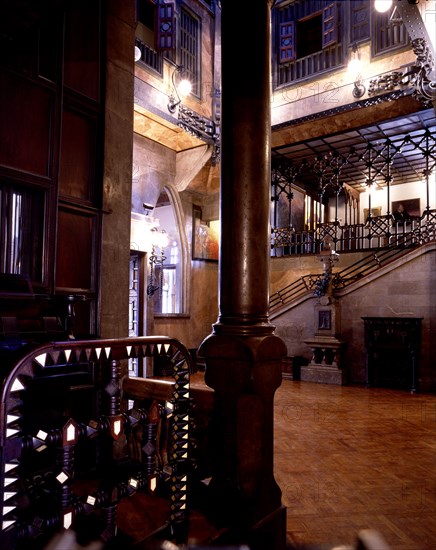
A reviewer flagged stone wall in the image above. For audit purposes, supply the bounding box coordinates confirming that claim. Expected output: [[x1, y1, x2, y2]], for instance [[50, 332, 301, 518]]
[[100, 0, 136, 339], [154, 262, 218, 350], [132, 135, 219, 350], [271, 245, 436, 392]]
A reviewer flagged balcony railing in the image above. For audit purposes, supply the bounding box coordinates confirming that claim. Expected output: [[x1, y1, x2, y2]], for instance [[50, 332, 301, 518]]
[[269, 210, 436, 312], [271, 210, 436, 257], [277, 42, 345, 86]]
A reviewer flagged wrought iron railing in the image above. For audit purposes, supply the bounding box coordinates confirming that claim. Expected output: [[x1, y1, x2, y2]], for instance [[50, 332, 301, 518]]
[[0, 336, 191, 549], [271, 210, 436, 256], [270, 210, 436, 312]]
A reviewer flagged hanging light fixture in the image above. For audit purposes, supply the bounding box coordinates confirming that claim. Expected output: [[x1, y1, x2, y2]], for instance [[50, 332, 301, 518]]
[[168, 65, 192, 113], [348, 43, 366, 98], [147, 228, 169, 297]]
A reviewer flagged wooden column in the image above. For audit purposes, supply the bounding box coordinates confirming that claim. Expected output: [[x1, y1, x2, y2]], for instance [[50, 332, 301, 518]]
[[199, 1, 287, 548]]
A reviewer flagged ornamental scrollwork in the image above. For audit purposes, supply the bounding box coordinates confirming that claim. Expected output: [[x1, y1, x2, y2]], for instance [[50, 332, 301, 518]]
[[367, 71, 406, 96]]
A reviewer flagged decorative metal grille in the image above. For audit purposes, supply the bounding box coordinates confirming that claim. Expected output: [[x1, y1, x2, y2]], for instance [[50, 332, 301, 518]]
[[272, 128, 436, 200]]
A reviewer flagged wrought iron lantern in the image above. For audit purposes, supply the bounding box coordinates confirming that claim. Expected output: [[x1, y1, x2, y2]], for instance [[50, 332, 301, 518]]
[[147, 228, 169, 297]]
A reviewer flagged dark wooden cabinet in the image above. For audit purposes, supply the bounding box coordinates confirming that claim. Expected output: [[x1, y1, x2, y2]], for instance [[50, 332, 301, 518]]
[[362, 317, 423, 392]]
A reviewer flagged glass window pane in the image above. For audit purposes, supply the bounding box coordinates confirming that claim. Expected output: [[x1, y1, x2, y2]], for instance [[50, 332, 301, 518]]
[[0, 185, 44, 282]]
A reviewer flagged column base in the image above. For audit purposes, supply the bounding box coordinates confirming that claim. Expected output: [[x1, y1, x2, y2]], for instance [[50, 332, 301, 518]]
[[197, 332, 287, 534], [300, 363, 348, 385]]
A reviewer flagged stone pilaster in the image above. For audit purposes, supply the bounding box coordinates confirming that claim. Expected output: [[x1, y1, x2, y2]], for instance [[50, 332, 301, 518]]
[[100, 1, 135, 339]]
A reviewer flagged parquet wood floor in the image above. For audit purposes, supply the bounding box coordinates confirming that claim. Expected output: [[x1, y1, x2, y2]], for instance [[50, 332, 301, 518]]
[[274, 381, 436, 550]]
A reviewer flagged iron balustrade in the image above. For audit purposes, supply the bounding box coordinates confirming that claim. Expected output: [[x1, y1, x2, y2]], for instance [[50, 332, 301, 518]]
[[271, 210, 436, 257], [275, 0, 408, 89], [270, 209, 436, 312]]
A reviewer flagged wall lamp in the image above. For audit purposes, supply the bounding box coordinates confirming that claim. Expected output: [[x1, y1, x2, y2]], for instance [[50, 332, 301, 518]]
[[147, 228, 169, 298], [375, 0, 418, 11], [166, 67, 220, 164], [143, 202, 154, 216], [374, 0, 392, 13], [349, 43, 366, 98], [168, 65, 192, 113], [353, 77, 366, 99]]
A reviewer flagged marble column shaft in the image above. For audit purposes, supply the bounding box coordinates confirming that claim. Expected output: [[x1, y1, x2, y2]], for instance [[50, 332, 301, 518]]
[[199, 1, 287, 547], [216, 0, 274, 334]]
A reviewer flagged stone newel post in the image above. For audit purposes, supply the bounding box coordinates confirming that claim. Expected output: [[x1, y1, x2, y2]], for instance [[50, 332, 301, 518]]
[[198, 1, 287, 548]]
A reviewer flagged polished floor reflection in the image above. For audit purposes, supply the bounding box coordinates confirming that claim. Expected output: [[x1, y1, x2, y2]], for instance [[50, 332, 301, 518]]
[[274, 380, 436, 550]]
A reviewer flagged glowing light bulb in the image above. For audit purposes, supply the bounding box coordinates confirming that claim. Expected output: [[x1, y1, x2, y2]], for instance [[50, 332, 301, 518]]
[[348, 57, 362, 78], [178, 79, 192, 97], [374, 0, 392, 13]]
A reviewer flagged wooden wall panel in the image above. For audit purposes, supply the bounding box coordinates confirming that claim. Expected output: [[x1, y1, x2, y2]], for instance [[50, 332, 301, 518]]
[[59, 108, 96, 202], [68, 299, 94, 338], [56, 209, 95, 290], [0, 70, 52, 176], [0, 4, 60, 83], [64, 1, 101, 101], [1, 0, 104, 337]]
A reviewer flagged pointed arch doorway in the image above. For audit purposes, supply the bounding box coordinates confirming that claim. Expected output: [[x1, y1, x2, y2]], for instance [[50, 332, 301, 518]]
[[128, 185, 189, 376]]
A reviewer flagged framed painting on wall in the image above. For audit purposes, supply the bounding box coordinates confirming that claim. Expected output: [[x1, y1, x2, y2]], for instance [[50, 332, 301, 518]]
[[318, 310, 331, 330], [192, 205, 219, 261], [363, 206, 382, 221], [276, 184, 306, 232], [391, 198, 420, 219]]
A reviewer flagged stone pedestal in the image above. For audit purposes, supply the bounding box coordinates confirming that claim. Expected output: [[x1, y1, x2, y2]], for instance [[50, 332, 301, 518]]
[[200, 333, 287, 549], [303, 255, 347, 384], [302, 336, 347, 385]]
